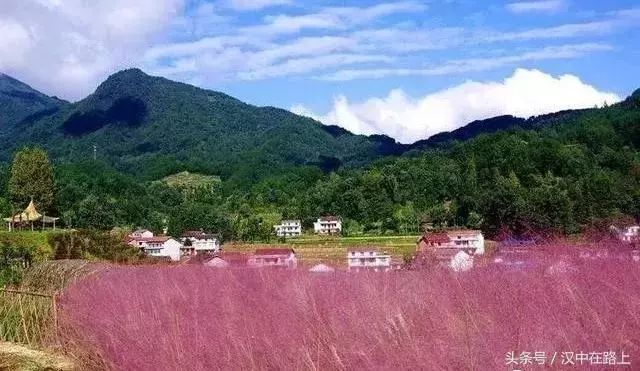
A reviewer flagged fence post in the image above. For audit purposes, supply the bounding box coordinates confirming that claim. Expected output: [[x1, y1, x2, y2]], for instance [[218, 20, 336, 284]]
[[52, 292, 59, 343]]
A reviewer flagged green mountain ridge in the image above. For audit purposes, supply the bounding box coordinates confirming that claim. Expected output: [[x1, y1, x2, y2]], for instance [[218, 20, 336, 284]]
[[0, 73, 67, 128], [0, 69, 405, 180]]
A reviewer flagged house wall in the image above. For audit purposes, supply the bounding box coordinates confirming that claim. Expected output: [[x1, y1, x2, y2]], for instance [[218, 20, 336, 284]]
[[162, 239, 182, 261], [347, 251, 391, 271]]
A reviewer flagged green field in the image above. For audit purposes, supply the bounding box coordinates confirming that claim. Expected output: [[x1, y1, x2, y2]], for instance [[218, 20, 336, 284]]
[[223, 235, 421, 266]]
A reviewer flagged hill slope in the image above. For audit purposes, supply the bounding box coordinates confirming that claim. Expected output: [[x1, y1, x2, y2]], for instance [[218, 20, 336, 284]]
[[0, 73, 67, 128], [0, 69, 404, 179]]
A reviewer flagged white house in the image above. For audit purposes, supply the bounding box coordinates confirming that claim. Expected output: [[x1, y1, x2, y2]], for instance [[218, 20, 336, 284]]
[[140, 236, 182, 261], [309, 263, 335, 273], [274, 220, 302, 237], [417, 229, 485, 258], [313, 216, 342, 235], [181, 231, 220, 255], [612, 225, 640, 243], [347, 249, 391, 272], [126, 230, 182, 261], [248, 248, 297, 269], [130, 229, 153, 239]]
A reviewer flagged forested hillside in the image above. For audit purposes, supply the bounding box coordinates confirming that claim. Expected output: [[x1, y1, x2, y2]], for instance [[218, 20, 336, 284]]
[[0, 73, 67, 128], [0, 69, 404, 181]]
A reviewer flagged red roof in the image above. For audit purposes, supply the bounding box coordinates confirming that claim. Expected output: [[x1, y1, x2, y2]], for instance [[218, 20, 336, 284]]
[[131, 236, 172, 243], [421, 233, 451, 243], [218, 252, 249, 263], [182, 230, 217, 239], [254, 248, 295, 256]]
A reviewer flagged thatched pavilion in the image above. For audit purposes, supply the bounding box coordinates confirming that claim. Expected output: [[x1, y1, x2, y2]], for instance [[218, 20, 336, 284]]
[[4, 199, 59, 231]]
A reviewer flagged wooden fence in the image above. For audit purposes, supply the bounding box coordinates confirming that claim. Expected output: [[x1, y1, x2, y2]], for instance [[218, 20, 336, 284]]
[[0, 288, 57, 346]]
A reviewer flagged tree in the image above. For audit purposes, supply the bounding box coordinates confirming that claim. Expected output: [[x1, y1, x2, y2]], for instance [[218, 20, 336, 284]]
[[8, 147, 55, 212]]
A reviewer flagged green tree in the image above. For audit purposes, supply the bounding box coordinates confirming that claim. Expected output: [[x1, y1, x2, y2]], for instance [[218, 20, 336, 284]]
[[8, 147, 55, 212]]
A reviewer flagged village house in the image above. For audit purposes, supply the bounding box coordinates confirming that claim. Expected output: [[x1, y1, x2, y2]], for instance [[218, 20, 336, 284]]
[[309, 263, 335, 273], [130, 229, 154, 239], [611, 225, 640, 244], [274, 220, 302, 237], [416, 229, 485, 268], [205, 252, 249, 268], [126, 231, 182, 261], [313, 216, 342, 235], [181, 230, 220, 256], [347, 248, 392, 272], [248, 248, 297, 268]]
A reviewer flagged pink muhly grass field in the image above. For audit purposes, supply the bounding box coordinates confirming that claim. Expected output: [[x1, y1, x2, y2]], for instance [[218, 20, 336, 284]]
[[58, 246, 640, 370]]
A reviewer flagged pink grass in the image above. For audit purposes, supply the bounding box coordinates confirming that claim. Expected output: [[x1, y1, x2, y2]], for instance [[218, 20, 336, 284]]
[[58, 242, 640, 370]]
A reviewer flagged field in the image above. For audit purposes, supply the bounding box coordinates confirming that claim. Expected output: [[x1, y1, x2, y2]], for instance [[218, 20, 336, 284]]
[[224, 235, 420, 266], [51, 245, 640, 370], [224, 235, 498, 267]]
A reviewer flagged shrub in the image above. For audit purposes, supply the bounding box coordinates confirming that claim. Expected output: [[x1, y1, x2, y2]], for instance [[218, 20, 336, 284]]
[[48, 230, 140, 263]]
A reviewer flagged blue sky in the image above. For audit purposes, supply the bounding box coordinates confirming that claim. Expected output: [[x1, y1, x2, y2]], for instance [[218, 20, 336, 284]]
[[1, 0, 639, 142]]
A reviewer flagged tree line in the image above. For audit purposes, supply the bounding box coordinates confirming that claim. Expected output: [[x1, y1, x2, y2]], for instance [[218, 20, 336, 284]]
[[0, 94, 638, 241]]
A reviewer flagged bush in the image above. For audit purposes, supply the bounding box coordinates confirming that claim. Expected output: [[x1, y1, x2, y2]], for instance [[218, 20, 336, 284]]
[[48, 230, 140, 263]]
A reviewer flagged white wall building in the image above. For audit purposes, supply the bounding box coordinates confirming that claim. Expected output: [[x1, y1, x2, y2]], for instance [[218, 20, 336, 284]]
[[313, 216, 342, 235], [131, 229, 153, 239], [181, 231, 220, 255], [274, 220, 302, 237], [613, 225, 640, 243], [126, 230, 183, 261], [248, 248, 297, 269], [140, 236, 182, 261], [347, 249, 391, 272]]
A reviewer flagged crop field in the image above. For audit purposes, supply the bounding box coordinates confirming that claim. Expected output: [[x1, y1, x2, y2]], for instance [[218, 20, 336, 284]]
[[54, 246, 640, 370], [223, 235, 421, 266], [224, 235, 498, 267]]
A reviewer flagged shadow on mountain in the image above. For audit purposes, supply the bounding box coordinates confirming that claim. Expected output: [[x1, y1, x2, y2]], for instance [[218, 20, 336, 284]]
[[62, 97, 147, 136]]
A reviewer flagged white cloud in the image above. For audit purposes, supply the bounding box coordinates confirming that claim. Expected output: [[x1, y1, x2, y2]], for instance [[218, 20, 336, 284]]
[[506, 0, 567, 14], [227, 0, 292, 11], [0, 0, 184, 100], [0, 19, 34, 69], [240, 1, 426, 36], [317, 43, 612, 81], [294, 69, 621, 143]]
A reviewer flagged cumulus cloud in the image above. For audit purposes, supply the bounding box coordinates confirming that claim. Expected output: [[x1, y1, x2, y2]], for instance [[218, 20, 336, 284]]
[[293, 69, 621, 144], [0, 0, 184, 100], [506, 0, 568, 14]]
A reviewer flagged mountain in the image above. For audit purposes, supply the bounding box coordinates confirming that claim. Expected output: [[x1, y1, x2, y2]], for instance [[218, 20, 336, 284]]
[[0, 69, 404, 180], [0, 68, 635, 183], [408, 109, 594, 150], [0, 73, 67, 128]]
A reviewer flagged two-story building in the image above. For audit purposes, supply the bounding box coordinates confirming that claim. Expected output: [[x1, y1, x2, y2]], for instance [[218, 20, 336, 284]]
[[347, 248, 391, 272], [181, 230, 220, 255], [274, 220, 302, 237], [416, 229, 485, 268], [313, 216, 342, 235], [248, 248, 297, 268], [126, 230, 183, 261]]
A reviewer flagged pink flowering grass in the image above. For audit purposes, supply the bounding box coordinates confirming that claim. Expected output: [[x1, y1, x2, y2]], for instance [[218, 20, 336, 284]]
[[57, 244, 640, 370]]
